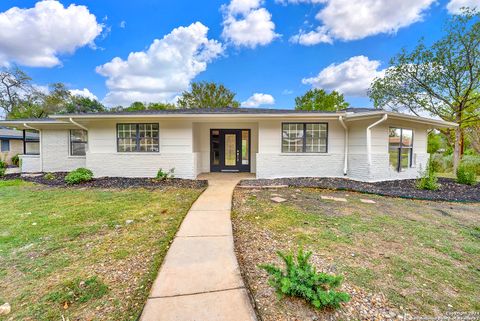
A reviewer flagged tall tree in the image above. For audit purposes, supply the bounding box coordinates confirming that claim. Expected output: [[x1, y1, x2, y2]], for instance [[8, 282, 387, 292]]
[[0, 66, 34, 117], [64, 96, 106, 114], [295, 89, 349, 111], [369, 10, 480, 171], [177, 81, 240, 109]]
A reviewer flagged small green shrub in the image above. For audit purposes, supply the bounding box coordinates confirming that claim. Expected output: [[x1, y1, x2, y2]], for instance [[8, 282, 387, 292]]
[[65, 168, 93, 185], [46, 276, 108, 305], [461, 155, 480, 175], [156, 168, 175, 180], [11, 154, 20, 167], [0, 160, 6, 169], [456, 164, 477, 185], [259, 248, 350, 310], [44, 172, 56, 180], [0, 167, 5, 177], [417, 158, 439, 191]]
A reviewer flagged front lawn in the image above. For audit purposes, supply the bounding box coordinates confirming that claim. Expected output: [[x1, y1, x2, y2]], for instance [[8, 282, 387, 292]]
[[233, 188, 480, 320], [0, 180, 203, 321]]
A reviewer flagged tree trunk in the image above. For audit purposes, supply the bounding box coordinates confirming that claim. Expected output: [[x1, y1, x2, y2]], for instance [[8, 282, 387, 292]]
[[453, 125, 461, 173], [460, 129, 465, 157]]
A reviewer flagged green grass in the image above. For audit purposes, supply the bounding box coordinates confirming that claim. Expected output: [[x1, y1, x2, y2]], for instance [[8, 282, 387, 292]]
[[233, 188, 480, 315], [0, 180, 203, 321]]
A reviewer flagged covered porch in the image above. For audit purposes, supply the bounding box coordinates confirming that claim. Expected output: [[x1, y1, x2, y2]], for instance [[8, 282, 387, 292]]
[[192, 121, 259, 177]]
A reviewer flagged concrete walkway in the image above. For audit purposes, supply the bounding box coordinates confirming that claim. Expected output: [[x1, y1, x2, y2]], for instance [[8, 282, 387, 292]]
[[140, 173, 257, 321]]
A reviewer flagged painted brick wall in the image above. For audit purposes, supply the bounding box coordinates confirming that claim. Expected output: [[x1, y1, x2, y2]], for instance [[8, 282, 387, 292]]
[[42, 130, 86, 172]]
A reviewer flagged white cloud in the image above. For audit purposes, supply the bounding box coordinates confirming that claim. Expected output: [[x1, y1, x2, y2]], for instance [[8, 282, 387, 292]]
[[302, 55, 385, 96], [289, 0, 435, 45], [96, 22, 224, 106], [241, 93, 275, 107], [446, 0, 480, 14], [222, 0, 279, 48], [120, 20, 126, 28], [69, 88, 98, 100], [0, 0, 103, 67]]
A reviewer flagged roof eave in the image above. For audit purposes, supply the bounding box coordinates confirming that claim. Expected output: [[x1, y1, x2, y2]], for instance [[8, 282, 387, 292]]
[[345, 111, 457, 128]]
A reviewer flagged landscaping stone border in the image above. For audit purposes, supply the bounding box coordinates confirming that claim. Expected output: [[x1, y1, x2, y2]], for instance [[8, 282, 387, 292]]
[[238, 177, 480, 202], [1, 172, 208, 189]]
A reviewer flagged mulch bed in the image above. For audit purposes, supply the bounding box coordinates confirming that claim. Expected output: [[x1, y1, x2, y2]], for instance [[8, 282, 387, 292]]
[[1, 172, 208, 189], [239, 177, 480, 202]]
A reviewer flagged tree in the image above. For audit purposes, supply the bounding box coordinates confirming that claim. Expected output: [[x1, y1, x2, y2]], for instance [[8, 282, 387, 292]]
[[64, 96, 106, 114], [148, 102, 176, 110], [295, 89, 349, 111], [123, 101, 147, 111], [0, 66, 34, 116], [369, 10, 480, 171], [177, 81, 240, 109]]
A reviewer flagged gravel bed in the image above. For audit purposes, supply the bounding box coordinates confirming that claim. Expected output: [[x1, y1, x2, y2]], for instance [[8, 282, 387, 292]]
[[1, 172, 208, 189], [239, 177, 480, 202]]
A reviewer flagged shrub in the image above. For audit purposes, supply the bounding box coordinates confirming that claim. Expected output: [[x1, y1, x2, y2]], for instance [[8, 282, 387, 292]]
[[259, 248, 350, 310], [156, 168, 175, 180], [456, 164, 477, 185], [11, 154, 20, 167], [460, 155, 480, 175], [65, 168, 93, 185], [0, 167, 5, 177], [0, 160, 6, 169], [44, 173, 56, 180], [417, 158, 439, 191]]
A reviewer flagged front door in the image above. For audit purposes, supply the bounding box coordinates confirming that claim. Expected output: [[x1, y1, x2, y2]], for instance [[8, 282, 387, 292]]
[[210, 129, 251, 172]]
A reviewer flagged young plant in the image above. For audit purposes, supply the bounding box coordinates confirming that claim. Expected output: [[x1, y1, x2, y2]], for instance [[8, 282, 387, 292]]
[[456, 164, 477, 185], [259, 248, 350, 310], [65, 168, 93, 185], [44, 172, 56, 180], [156, 168, 175, 180], [416, 158, 439, 191], [11, 154, 20, 167], [0, 167, 5, 177]]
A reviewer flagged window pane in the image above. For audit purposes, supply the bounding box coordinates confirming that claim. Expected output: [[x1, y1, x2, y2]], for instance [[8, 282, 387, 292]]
[[70, 130, 87, 156], [282, 123, 303, 153], [117, 124, 137, 152], [211, 130, 220, 166], [400, 148, 412, 170], [225, 134, 236, 166], [138, 123, 159, 152], [389, 128, 401, 148], [242, 130, 249, 165], [306, 123, 327, 153], [1, 140, 9, 152], [401, 129, 413, 147]]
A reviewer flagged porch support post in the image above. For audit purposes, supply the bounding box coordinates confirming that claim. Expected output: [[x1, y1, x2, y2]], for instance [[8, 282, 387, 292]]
[[23, 129, 26, 154]]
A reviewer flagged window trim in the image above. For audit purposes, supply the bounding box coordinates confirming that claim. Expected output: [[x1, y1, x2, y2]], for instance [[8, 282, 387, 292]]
[[389, 127, 414, 172], [281, 122, 328, 154], [1, 139, 10, 152], [116, 123, 160, 153], [69, 129, 88, 157]]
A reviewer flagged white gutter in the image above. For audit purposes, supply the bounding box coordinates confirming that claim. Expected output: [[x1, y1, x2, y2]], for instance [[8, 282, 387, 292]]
[[69, 117, 88, 130], [366, 114, 388, 165], [338, 116, 348, 175], [23, 123, 43, 172]]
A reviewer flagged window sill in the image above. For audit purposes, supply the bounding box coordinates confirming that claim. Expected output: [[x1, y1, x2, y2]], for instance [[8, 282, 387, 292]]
[[116, 152, 160, 155], [68, 156, 86, 159]]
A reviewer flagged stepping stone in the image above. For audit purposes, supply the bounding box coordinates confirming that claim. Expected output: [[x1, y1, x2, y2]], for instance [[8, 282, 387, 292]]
[[321, 196, 347, 202], [360, 199, 376, 204], [271, 196, 287, 203]]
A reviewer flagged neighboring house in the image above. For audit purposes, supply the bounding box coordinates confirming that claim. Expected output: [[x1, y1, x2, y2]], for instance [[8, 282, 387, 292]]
[[0, 127, 39, 165], [0, 108, 456, 181]]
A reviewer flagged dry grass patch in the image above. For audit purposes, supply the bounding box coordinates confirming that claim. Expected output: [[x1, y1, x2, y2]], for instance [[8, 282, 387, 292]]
[[0, 180, 204, 321]]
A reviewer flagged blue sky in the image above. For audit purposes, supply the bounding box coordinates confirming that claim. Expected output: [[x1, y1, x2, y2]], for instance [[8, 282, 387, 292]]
[[0, 0, 476, 109]]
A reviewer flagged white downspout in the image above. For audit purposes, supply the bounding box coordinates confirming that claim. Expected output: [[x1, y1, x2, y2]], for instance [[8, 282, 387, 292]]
[[69, 118, 88, 130], [367, 114, 388, 165], [23, 123, 43, 172], [338, 116, 348, 175]]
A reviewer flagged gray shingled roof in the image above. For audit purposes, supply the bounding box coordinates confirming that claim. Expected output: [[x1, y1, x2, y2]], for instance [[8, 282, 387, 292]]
[[0, 127, 39, 141], [53, 107, 376, 116]]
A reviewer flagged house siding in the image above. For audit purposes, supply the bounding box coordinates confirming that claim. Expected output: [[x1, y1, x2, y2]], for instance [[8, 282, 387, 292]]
[[0, 139, 23, 165], [42, 129, 86, 172]]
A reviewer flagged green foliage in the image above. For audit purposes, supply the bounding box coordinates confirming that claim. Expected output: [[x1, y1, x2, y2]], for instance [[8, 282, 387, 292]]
[[0, 167, 5, 177], [156, 168, 175, 180], [44, 172, 56, 180], [177, 81, 240, 109], [456, 164, 477, 185], [65, 168, 93, 185], [0, 160, 6, 169], [46, 276, 108, 305], [259, 248, 350, 310], [295, 89, 349, 111], [11, 154, 20, 167], [416, 158, 439, 190], [63, 96, 106, 114], [427, 131, 443, 154]]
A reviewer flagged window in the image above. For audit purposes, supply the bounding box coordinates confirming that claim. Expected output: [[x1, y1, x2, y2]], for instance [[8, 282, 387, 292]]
[[389, 127, 413, 172], [117, 123, 159, 152], [282, 123, 328, 153], [1, 140, 9, 152], [70, 130, 88, 156]]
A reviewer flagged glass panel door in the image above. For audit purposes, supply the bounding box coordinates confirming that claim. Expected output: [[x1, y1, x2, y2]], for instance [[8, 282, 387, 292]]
[[242, 130, 249, 165], [224, 134, 237, 166]]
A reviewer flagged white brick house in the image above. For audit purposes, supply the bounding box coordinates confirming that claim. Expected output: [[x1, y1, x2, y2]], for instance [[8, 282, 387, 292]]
[[0, 108, 456, 182]]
